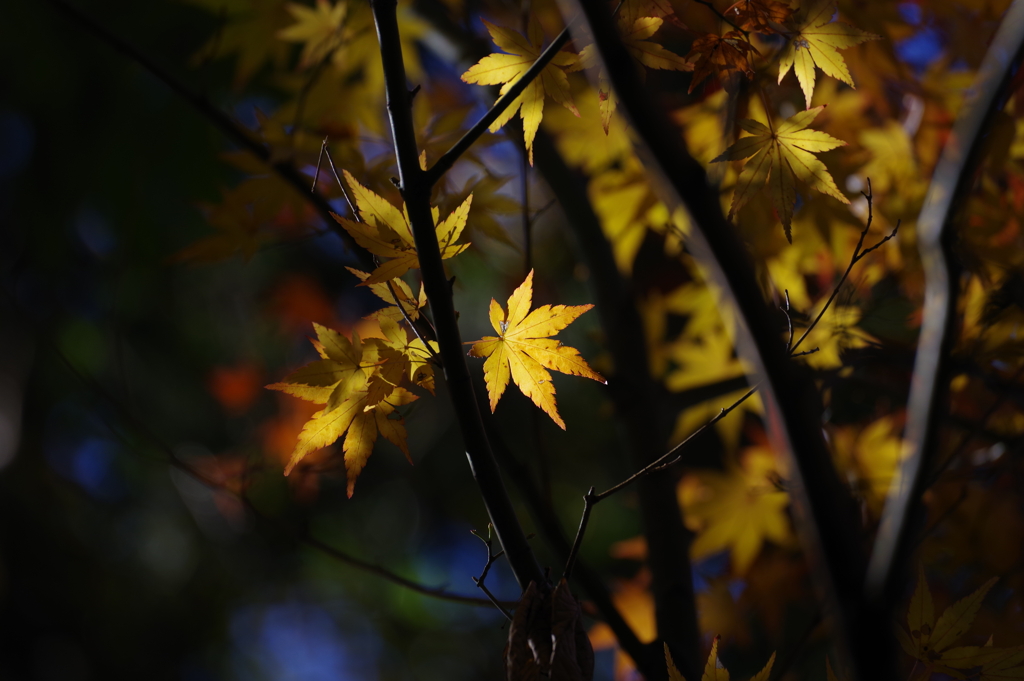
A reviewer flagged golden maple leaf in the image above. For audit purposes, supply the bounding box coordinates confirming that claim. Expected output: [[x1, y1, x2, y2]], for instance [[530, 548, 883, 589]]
[[679, 447, 791, 574], [277, 0, 347, 67], [712, 105, 849, 241], [461, 19, 579, 164], [468, 270, 604, 429], [267, 323, 421, 496], [777, 0, 879, 108], [332, 170, 471, 284]]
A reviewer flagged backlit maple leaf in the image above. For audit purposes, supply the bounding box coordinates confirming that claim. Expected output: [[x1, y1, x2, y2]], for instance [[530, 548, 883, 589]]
[[679, 447, 792, 574], [332, 170, 470, 284], [461, 19, 579, 164], [686, 31, 759, 94], [267, 323, 419, 496], [468, 270, 604, 429], [777, 0, 879, 108], [712, 105, 849, 241]]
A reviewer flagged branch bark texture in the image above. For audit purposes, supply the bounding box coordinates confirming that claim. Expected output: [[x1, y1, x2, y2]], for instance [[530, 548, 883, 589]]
[[866, 0, 1024, 612], [371, 0, 544, 591], [559, 2, 878, 678]]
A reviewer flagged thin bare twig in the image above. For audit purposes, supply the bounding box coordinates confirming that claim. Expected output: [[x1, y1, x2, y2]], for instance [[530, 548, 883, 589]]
[[782, 289, 794, 352], [563, 487, 596, 580], [792, 180, 900, 353], [601, 388, 757, 499], [472, 527, 515, 620]]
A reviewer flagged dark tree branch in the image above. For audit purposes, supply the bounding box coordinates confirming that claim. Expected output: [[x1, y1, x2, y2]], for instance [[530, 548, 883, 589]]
[[559, 2, 877, 679], [370, 0, 545, 591], [563, 487, 597, 581], [424, 26, 572, 186], [533, 130, 701, 681], [865, 0, 1024, 616], [471, 527, 515, 620], [45, 0, 376, 269]]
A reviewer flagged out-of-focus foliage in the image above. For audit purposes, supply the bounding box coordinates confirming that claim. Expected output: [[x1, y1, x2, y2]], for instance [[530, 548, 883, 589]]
[[5, 0, 1024, 679]]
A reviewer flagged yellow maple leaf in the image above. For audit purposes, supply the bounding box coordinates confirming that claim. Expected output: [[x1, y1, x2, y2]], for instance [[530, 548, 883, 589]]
[[332, 170, 471, 284], [468, 270, 604, 429], [712, 106, 849, 241], [345, 266, 428, 323], [461, 19, 579, 164], [277, 0, 347, 67], [897, 569, 1006, 676], [574, 13, 690, 132], [266, 323, 418, 495], [703, 637, 728, 681], [186, 0, 292, 88], [777, 0, 879, 108], [679, 447, 791, 574]]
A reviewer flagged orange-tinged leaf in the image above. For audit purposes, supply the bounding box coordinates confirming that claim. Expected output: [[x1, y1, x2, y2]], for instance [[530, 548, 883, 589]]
[[332, 171, 470, 284], [461, 19, 579, 164], [723, 0, 793, 32], [712, 106, 848, 241], [777, 0, 879, 108], [686, 32, 759, 93], [468, 270, 604, 429], [269, 324, 418, 494]]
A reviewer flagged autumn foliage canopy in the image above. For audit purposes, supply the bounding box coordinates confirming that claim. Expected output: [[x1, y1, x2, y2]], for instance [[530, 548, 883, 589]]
[[7, 0, 1024, 679]]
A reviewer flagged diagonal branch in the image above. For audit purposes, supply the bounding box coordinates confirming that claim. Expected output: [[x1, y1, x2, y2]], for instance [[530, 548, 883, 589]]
[[371, 0, 545, 591], [558, 1, 878, 679], [424, 26, 572, 186], [865, 0, 1024, 613], [45, 0, 375, 270]]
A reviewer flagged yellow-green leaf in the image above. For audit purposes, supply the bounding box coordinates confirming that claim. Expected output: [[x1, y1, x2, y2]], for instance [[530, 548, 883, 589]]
[[468, 269, 604, 429], [461, 19, 579, 164], [777, 0, 879, 108], [712, 106, 848, 241], [931, 577, 998, 652]]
